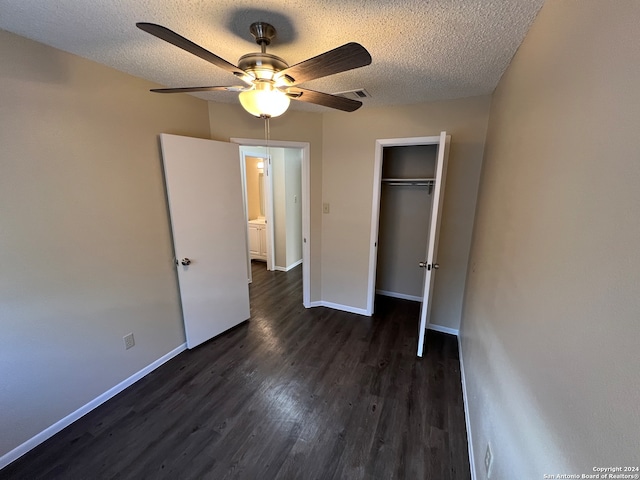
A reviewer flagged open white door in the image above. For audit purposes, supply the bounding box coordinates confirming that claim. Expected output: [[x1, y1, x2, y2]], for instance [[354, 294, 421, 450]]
[[416, 131, 450, 357], [160, 134, 250, 349]]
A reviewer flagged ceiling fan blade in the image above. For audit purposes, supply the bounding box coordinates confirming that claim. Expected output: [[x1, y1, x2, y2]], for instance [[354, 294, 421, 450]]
[[285, 87, 362, 112], [278, 43, 372, 85], [150, 86, 248, 94], [136, 23, 251, 82]]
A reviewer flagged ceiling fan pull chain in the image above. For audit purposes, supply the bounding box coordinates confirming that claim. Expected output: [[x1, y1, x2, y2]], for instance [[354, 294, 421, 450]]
[[267, 116, 271, 167], [264, 116, 271, 174]]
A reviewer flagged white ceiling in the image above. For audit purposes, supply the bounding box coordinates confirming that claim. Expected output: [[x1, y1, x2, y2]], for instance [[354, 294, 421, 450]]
[[0, 0, 544, 112]]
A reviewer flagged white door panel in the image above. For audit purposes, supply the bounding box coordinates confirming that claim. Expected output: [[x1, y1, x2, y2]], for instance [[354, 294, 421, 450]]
[[160, 134, 250, 349], [417, 132, 450, 356]]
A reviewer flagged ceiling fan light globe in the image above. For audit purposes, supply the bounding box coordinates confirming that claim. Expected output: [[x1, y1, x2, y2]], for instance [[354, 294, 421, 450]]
[[239, 88, 290, 118]]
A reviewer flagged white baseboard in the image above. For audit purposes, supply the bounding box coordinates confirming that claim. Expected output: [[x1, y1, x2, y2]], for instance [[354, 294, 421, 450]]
[[375, 289, 422, 302], [306, 300, 369, 316], [458, 335, 477, 480], [0, 343, 187, 470], [427, 323, 459, 336], [274, 259, 302, 273], [286, 259, 302, 271], [310, 300, 464, 326]]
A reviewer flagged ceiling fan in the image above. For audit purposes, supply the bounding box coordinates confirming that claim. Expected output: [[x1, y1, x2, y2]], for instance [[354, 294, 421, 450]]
[[136, 21, 372, 118]]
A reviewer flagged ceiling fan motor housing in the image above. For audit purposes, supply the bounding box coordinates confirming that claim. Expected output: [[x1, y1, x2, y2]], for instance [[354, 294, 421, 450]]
[[238, 53, 289, 81]]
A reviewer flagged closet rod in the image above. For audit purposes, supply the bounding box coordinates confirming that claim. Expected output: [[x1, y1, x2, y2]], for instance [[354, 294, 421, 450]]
[[382, 178, 434, 185], [384, 182, 433, 186], [381, 177, 434, 193], [381, 177, 435, 183]]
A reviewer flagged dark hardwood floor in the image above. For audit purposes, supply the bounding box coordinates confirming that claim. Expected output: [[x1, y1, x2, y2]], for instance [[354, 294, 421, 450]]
[[2, 261, 470, 480]]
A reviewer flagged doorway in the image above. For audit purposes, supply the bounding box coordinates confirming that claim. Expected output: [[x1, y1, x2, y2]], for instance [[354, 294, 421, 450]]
[[233, 138, 311, 308], [241, 151, 272, 271], [375, 144, 437, 302], [367, 133, 450, 356]]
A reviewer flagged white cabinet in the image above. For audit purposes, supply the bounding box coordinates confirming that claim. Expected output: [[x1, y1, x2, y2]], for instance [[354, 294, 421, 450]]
[[248, 219, 267, 261]]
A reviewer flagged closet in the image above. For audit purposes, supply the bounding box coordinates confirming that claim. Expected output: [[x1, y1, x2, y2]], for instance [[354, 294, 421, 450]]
[[367, 132, 450, 356], [375, 144, 437, 301]]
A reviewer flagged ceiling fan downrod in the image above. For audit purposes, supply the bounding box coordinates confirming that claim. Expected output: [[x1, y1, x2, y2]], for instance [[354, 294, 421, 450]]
[[238, 23, 289, 83]]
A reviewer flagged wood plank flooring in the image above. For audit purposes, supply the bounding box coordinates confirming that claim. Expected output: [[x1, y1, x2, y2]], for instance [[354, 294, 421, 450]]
[[2, 261, 470, 479]]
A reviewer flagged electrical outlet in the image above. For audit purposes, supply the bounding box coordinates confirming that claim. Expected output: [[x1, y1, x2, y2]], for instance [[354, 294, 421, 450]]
[[485, 443, 493, 478], [323, 203, 330, 214], [123, 333, 135, 350]]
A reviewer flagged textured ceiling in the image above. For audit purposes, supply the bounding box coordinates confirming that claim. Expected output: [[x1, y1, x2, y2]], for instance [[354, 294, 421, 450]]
[[0, 0, 544, 111]]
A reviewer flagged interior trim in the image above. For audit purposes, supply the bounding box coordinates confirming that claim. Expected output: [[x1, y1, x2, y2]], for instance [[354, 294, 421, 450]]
[[309, 300, 460, 338], [426, 323, 459, 336], [306, 301, 369, 316], [274, 259, 303, 272], [458, 335, 477, 480], [375, 289, 422, 302]]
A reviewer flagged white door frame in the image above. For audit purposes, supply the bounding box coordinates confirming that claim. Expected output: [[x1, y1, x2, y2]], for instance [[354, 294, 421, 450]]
[[239, 151, 251, 283], [366, 134, 444, 316], [232, 138, 311, 308]]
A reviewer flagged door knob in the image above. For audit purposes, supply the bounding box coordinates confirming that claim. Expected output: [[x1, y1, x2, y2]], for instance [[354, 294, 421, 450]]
[[418, 262, 439, 270], [181, 258, 191, 266]]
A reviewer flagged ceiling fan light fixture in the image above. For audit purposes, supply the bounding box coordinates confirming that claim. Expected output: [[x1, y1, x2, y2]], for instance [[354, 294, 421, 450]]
[[239, 81, 290, 118], [137, 22, 371, 114]]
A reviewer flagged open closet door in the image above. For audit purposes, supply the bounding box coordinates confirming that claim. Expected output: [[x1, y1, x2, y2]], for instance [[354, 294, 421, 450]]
[[417, 131, 450, 357], [160, 134, 250, 349]]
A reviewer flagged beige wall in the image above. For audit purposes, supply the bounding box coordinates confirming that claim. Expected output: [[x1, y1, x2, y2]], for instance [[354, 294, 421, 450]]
[[284, 149, 303, 268], [208, 103, 323, 300], [272, 148, 287, 269], [0, 29, 210, 458], [271, 147, 303, 270], [322, 97, 491, 328], [461, 0, 640, 476]]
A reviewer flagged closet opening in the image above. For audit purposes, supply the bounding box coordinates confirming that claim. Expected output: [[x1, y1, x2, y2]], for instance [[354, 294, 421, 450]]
[[366, 133, 450, 356], [375, 144, 437, 302]]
